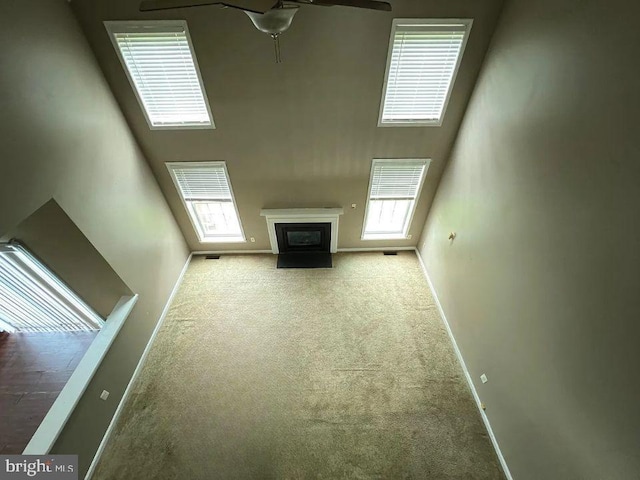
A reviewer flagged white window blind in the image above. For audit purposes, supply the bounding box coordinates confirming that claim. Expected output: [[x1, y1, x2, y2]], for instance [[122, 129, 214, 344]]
[[105, 21, 213, 129], [167, 162, 245, 243], [379, 19, 472, 126], [0, 244, 104, 333], [363, 159, 428, 239]]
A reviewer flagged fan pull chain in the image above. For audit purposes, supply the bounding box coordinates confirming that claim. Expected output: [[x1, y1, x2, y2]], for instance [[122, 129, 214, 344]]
[[272, 34, 282, 63]]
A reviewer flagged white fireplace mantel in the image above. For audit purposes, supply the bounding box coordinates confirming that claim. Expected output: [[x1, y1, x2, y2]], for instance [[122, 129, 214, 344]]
[[260, 208, 344, 254]]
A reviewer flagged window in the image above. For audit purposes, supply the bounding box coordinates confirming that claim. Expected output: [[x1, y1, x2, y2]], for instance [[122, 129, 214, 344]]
[[105, 20, 214, 129], [378, 19, 472, 126], [362, 159, 429, 240], [0, 243, 104, 333], [167, 162, 245, 243]]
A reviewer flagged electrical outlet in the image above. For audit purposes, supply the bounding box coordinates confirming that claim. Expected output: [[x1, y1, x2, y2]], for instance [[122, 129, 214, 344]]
[[480, 374, 488, 384], [250, 237, 255, 243], [100, 390, 110, 401], [351, 203, 357, 209]]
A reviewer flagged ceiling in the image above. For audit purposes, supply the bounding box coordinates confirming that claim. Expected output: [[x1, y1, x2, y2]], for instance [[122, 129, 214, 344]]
[[71, 0, 504, 252]]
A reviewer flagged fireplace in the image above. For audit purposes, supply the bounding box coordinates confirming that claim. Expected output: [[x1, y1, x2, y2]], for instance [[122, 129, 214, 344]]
[[275, 223, 330, 253], [260, 208, 344, 254], [273, 222, 332, 268]]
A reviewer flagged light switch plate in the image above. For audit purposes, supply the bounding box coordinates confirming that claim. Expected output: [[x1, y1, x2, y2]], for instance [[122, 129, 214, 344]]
[[480, 374, 488, 384], [100, 390, 110, 401]]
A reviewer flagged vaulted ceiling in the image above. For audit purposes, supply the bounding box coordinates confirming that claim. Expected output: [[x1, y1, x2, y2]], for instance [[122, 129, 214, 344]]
[[71, 0, 504, 251]]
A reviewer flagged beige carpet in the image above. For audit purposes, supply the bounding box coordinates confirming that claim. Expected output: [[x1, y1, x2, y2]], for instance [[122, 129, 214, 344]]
[[93, 252, 504, 479]]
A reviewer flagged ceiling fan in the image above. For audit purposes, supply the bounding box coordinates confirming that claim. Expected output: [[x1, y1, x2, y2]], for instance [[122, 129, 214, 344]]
[[139, 0, 392, 62]]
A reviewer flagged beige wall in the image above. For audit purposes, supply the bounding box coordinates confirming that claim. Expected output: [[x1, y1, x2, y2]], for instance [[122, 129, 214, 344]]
[[0, 0, 190, 475], [418, 0, 640, 478]]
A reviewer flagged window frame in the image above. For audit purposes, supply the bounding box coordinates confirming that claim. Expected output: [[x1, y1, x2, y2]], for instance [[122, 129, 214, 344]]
[[104, 20, 215, 130], [377, 18, 473, 128], [361, 159, 430, 241], [166, 161, 246, 244]]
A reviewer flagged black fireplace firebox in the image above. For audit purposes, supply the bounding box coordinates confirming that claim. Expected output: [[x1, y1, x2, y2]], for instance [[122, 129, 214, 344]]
[[275, 222, 330, 253], [275, 223, 332, 268]]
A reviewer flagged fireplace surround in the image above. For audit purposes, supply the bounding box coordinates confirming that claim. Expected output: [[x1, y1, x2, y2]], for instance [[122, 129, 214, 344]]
[[260, 208, 344, 254]]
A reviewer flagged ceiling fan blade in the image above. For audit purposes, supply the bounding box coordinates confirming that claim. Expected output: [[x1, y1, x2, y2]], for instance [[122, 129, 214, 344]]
[[302, 0, 391, 11], [140, 0, 278, 14]]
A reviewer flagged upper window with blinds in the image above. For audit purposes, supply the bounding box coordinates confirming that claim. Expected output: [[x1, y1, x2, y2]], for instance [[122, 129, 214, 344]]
[[105, 20, 214, 130], [378, 19, 472, 127], [0, 243, 104, 333], [362, 159, 429, 240], [167, 162, 245, 243]]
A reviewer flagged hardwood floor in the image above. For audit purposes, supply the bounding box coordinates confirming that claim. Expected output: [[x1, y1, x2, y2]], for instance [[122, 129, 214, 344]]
[[0, 331, 97, 454]]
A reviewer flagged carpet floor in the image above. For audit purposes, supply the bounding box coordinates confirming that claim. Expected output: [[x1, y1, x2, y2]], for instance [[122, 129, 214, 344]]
[[93, 252, 504, 479]]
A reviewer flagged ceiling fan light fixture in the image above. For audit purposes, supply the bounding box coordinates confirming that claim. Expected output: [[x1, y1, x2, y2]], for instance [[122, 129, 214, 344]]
[[244, 5, 299, 36]]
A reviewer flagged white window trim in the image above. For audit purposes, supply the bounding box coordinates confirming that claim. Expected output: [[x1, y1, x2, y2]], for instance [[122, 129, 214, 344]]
[[166, 161, 246, 244], [104, 20, 215, 131], [377, 18, 473, 128], [361, 158, 430, 241]]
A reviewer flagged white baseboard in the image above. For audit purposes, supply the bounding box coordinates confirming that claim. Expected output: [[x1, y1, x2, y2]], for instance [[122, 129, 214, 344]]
[[337, 246, 416, 252], [193, 249, 272, 255], [84, 253, 193, 479], [414, 248, 513, 480], [194, 248, 416, 254]]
